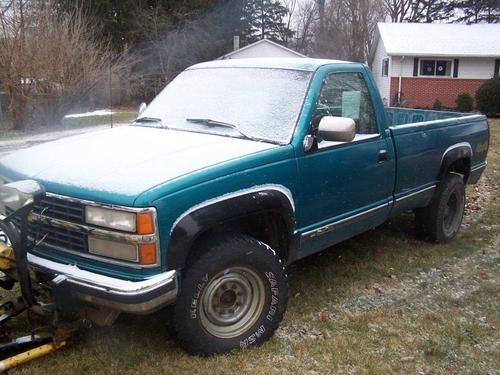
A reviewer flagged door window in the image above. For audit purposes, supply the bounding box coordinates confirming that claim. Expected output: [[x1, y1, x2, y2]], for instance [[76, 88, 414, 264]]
[[312, 72, 378, 146]]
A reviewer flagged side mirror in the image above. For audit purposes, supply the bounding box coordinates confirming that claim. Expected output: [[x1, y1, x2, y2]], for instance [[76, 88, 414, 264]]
[[138, 102, 147, 114], [0, 180, 45, 217], [318, 116, 355, 142]]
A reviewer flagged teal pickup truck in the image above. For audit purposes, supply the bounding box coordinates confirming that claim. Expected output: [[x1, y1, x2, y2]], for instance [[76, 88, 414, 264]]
[[0, 58, 489, 355]]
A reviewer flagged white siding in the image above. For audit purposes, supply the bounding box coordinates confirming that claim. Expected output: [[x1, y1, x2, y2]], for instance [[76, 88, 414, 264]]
[[371, 40, 391, 105], [225, 43, 302, 59], [391, 57, 415, 77], [390, 56, 496, 79], [458, 58, 496, 79]]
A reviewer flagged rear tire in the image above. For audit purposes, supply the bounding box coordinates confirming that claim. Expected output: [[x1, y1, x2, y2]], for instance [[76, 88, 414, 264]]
[[172, 234, 288, 355], [415, 173, 465, 243]]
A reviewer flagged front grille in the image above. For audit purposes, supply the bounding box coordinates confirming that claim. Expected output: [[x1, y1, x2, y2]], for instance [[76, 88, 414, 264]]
[[34, 195, 85, 224], [27, 221, 87, 252], [7, 193, 88, 253]]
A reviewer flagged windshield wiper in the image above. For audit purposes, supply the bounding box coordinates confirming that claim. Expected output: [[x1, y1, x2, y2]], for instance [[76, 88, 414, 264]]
[[134, 117, 167, 128], [185, 118, 258, 141]]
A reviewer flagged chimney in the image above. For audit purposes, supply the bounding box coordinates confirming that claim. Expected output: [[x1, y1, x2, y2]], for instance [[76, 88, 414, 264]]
[[233, 35, 240, 51]]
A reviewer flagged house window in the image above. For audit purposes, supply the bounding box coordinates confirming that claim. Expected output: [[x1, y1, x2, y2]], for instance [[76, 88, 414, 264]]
[[420, 59, 452, 76], [382, 58, 389, 77]]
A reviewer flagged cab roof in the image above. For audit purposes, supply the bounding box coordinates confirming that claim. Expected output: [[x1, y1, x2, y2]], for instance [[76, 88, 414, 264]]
[[188, 57, 356, 72]]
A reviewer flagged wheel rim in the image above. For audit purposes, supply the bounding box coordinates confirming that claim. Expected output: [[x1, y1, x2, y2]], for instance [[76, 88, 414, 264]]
[[200, 267, 266, 339], [443, 189, 464, 236]]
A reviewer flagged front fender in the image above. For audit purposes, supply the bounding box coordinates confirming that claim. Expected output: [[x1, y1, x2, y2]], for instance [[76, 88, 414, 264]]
[[167, 188, 295, 270]]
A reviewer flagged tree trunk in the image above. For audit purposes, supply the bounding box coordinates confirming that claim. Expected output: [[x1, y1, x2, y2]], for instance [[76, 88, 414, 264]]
[[10, 94, 27, 131]]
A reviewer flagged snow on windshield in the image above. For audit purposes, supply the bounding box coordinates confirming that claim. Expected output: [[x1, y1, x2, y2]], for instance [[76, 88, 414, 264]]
[[139, 67, 312, 144]]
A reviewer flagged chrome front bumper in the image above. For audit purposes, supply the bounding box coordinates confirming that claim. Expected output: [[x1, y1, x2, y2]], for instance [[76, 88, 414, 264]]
[[28, 253, 179, 314]]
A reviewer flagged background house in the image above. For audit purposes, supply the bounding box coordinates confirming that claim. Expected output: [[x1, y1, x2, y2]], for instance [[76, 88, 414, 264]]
[[219, 38, 306, 60], [370, 23, 500, 109]]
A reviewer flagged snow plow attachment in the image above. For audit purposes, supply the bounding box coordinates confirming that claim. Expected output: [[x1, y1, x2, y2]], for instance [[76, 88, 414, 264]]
[[0, 180, 79, 371]]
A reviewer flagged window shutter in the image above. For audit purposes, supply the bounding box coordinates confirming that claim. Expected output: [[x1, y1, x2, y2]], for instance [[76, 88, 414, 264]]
[[495, 59, 500, 77], [413, 58, 418, 76], [453, 59, 459, 78]]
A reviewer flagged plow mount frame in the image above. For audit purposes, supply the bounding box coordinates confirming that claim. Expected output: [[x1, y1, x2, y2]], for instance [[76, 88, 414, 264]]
[[0, 180, 80, 371]]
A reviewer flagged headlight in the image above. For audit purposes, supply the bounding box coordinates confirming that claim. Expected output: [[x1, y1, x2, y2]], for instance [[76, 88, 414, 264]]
[[85, 206, 156, 235], [85, 205, 157, 265], [85, 206, 136, 232], [88, 236, 138, 262]]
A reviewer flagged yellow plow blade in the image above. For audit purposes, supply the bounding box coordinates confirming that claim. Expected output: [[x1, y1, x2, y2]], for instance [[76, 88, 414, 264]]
[[0, 341, 66, 372], [0, 242, 15, 271]]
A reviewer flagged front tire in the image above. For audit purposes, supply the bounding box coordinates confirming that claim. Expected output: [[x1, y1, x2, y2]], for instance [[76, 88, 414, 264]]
[[415, 173, 465, 243], [173, 234, 288, 355]]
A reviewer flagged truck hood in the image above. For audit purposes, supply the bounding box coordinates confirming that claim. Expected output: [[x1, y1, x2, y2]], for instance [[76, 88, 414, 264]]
[[0, 126, 276, 203]]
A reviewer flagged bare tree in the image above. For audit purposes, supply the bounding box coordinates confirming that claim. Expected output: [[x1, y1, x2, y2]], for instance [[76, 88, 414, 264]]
[[292, 0, 318, 55], [384, 0, 413, 21], [384, 0, 455, 22], [0, 0, 15, 17], [130, 1, 245, 102], [455, 0, 500, 23], [312, 0, 385, 62], [282, 0, 298, 45], [0, 0, 132, 130]]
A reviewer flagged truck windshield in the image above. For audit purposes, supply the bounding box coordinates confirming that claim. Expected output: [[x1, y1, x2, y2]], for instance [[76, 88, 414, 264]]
[[136, 67, 312, 144]]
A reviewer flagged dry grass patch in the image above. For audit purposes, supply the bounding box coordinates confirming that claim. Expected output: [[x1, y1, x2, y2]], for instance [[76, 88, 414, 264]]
[[4, 120, 499, 374]]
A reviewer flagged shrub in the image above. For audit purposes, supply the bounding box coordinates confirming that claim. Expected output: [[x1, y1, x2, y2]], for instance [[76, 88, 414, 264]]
[[0, 3, 132, 130], [475, 77, 500, 117], [433, 99, 443, 111], [455, 92, 473, 112]]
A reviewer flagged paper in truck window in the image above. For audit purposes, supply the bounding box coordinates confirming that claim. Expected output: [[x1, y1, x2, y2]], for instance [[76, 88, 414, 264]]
[[342, 91, 361, 119]]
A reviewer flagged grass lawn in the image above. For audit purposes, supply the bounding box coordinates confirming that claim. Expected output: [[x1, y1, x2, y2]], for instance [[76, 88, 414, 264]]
[[4, 120, 499, 374], [0, 110, 137, 141]]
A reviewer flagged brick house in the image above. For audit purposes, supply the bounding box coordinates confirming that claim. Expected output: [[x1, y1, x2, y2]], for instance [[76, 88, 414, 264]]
[[369, 23, 500, 109]]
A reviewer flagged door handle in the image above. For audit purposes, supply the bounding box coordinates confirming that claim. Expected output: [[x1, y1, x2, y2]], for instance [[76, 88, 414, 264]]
[[378, 149, 388, 162]]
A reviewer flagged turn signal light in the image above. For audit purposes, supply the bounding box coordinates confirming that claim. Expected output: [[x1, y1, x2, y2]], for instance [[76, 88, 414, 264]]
[[137, 212, 155, 235], [139, 243, 157, 265]]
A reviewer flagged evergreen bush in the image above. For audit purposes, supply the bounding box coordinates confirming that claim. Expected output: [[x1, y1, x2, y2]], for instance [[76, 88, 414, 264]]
[[433, 99, 443, 111], [455, 92, 473, 112], [475, 77, 500, 117]]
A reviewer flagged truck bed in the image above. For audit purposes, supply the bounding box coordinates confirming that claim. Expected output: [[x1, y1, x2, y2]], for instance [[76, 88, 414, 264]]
[[386, 107, 489, 214], [385, 107, 475, 126]]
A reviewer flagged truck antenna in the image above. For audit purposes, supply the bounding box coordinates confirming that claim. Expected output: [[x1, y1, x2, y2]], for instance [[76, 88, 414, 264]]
[[109, 60, 113, 129]]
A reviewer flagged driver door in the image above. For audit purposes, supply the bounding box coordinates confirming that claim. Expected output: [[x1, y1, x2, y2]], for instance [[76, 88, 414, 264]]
[[296, 69, 395, 256]]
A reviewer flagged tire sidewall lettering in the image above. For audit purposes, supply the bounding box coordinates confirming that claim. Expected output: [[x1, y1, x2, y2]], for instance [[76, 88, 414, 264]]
[[265, 270, 279, 321], [240, 324, 266, 349], [190, 273, 209, 319], [175, 234, 288, 355]]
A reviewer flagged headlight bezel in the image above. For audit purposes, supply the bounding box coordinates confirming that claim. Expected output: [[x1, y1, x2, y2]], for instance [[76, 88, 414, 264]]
[[84, 205, 157, 235], [85, 205, 137, 233], [83, 203, 159, 266]]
